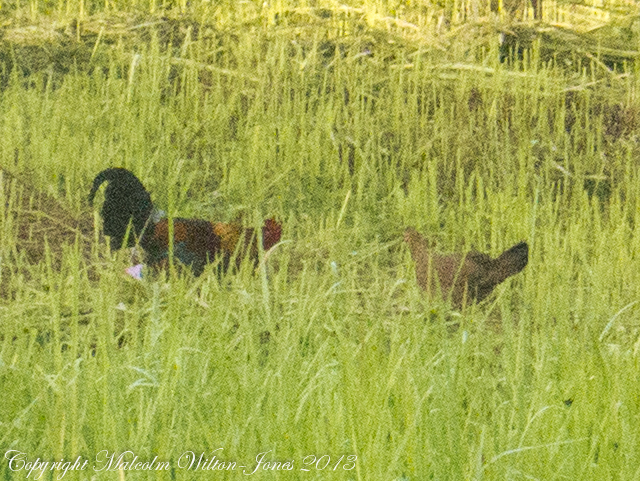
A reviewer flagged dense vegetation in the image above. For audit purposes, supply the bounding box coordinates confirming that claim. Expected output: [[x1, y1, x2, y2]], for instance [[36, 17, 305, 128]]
[[1, 0, 640, 479]]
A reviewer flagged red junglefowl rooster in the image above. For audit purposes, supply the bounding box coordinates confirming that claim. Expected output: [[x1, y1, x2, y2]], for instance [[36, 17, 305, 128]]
[[89, 168, 282, 276], [404, 228, 528, 308]]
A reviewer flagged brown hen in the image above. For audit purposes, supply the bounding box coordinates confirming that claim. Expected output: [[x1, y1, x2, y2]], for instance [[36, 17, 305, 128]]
[[404, 228, 528, 308]]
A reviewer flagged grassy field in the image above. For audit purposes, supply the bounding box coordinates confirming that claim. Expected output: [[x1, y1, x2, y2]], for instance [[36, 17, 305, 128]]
[[2, 0, 640, 479]]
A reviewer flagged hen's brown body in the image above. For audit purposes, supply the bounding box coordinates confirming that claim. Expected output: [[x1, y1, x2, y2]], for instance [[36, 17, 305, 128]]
[[404, 228, 528, 308]]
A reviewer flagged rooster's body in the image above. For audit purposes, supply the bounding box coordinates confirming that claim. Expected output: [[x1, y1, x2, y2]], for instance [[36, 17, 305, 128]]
[[89, 168, 281, 275], [404, 228, 528, 308]]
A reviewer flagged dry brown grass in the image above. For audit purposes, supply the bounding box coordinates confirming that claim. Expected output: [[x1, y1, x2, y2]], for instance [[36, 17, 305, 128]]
[[0, 167, 93, 267]]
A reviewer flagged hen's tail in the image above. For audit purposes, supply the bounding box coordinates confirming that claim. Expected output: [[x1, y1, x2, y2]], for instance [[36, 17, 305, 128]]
[[490, 242, 529, 285], [89, 168, 153, 250]]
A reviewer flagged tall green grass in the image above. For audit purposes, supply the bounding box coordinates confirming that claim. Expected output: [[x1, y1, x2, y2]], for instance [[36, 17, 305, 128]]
[[1, 17, 640, 481]]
